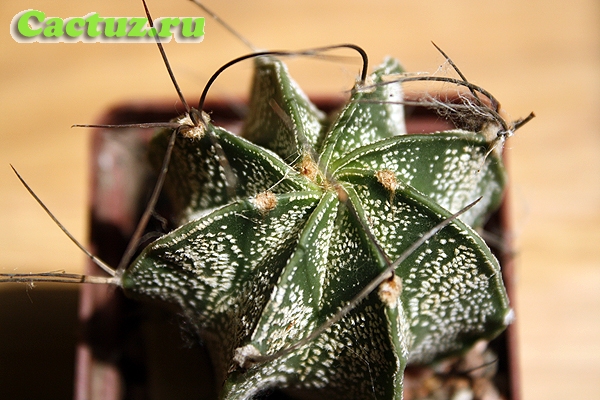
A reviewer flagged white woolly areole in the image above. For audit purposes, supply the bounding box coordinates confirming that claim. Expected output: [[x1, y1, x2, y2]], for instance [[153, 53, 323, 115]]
[[503, 308, 515, 326], [378, 275, 403, 307], [233, 344, 262, 369], [252, 191, 278, 213], [176, 111, 210, 139]]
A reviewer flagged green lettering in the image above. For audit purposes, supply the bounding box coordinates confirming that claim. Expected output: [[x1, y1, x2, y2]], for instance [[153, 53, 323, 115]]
[[180, 17, 205, 38], [11, 12, 207, 43], [65, 17, 85, 37], [43, 17, 64, 38], [104, 17, 128, 37], [84, 13, 103, 38], [156, 17, 180, 38], [127, 17, 148, 37], [17, 9, 45, 38]]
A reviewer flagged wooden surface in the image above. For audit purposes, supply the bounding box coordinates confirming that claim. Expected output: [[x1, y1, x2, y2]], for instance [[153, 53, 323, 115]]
[[0, 0, 599, 398]]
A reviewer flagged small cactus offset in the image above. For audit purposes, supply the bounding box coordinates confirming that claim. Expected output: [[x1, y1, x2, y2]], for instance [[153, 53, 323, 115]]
[[3, 2, 535, 399]]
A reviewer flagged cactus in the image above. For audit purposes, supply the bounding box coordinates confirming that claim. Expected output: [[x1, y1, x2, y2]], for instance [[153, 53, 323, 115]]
[[119, 52, 522, 399]]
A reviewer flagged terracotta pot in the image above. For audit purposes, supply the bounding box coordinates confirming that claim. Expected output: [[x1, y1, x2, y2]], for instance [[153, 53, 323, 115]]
[[76, 99, 519, 400]]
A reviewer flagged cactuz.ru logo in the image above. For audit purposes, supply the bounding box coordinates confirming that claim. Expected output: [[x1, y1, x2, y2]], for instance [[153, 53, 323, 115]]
[[11, 10, 205, 43]]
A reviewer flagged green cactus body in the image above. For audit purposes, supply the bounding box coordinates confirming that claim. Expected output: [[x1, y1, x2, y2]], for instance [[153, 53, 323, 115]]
[[120, 56, 511, 399]]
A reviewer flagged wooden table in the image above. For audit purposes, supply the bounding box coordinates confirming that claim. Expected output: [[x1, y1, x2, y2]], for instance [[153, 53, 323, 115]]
[[1, 0, 598, 398]]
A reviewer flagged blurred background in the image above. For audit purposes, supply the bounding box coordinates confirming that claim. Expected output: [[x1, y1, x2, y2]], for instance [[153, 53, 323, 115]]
[[1, 0, 598, 398]]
